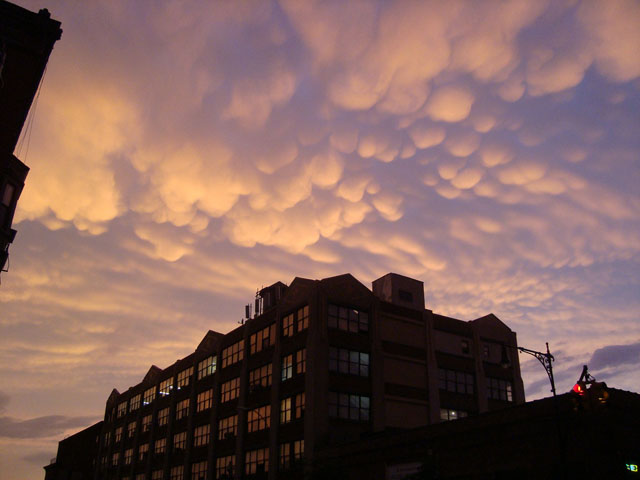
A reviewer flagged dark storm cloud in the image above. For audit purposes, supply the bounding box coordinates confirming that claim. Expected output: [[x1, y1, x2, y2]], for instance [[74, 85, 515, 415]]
[[0, 415, 98, 439], [589, 342, 640, 370]]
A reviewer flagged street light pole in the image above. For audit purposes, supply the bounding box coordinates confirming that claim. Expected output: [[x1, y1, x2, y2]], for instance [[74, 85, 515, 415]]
[[502, 342, 557, 397]]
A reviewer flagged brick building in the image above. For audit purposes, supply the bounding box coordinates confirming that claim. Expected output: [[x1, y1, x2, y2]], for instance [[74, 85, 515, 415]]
[[88, 273, 525, 480]]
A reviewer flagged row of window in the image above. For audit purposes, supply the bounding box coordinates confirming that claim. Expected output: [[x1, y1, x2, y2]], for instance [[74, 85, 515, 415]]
[[109, 443, 303, 479], [438, 368, 513, 402], [329, 347, 369, 377], [328, 392, 370, 421], [328, 304, 369, 333]]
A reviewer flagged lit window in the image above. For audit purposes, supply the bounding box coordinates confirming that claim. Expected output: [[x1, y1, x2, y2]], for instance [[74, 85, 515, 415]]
[[295, 392, 305, 419], [216, 455, 235, 479], [329, 347, 369, 376], [193, 424, 210, 447], [247, 405, 270, 433], [218, 415, 238, 440], [191, 461, 207, 480], [245, 448, 268, 476], [487, 377, 513, 402], [327, 304, 368, 333], [177, 367, 193, 390], [127, 421, 136, 438], [282, 313, 294, 337], [103, 431, 111, 445], [138, 443, 149, 461], [281, 354, 293, 381], [279, 443, 290, 469], [221, 377, 240, 403], [117, 401, 127, 418], [293, 440, 304, 462], [142, 414, 152, 432], [176, 399, 190, 420], [296, 348, 306, 374], [328, 392, 370, 421], [157, 407, 169, 426], [173, 431, 187, 451], [143, 386, 156, 405], [249, 364, 272, 391], [249, 324, 276, 354], [297, 306, 309, 331], [135, 474, 144, 480], [115, 426, 123, 443], [152, 470, 162, 480], [170, 466, 184, 480], [159, 377, 174, 396], [221, 340, 244, 368], [197, 389, 213, 412], [280, 397, 292, 424], [440, 408, 468, 421], [124, 448, 133, 465], [112, 452, 119, 466], [438, 368, 474, 395], [155, 437, 166, 454], [197, 355, 217, 380], [130, 394, 141, 411]]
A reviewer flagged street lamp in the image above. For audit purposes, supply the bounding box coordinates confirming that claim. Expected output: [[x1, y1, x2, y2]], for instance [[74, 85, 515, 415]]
[[501, 342, 557, 397]]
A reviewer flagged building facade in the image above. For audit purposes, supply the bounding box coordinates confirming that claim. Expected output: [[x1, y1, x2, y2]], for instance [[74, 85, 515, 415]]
[[92, 273, 525, 480], [44, 421, 103, 480], [0, 0, 61, 276]]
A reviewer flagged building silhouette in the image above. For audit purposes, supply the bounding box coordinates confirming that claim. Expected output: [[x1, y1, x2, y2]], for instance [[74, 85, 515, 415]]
[[85, 273, 525, 480], [0, 0, 61, 277]]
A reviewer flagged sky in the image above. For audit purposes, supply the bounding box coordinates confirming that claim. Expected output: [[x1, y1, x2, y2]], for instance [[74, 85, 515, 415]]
[[1, 0, 639, 478]]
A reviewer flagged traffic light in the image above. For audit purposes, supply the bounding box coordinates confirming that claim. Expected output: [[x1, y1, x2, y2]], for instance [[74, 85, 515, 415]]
[[588, 381, 609, 405], [572, 381, 586, 396]]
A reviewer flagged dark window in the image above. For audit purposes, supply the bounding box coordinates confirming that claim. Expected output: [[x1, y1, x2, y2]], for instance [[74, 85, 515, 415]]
[[328, 304, 368, 333], [398, 289, 413, 302]]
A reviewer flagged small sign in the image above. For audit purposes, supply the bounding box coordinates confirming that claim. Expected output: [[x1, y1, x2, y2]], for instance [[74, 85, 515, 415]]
[[626, 463, 638, 473]]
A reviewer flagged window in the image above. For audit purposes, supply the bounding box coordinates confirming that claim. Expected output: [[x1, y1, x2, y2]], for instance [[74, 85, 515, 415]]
[[101, 456, 107, 468], [249, 364, 272, 391], [158, 407, 169, 426], [136, 474, 145, 480], [124, 448, 133, 465], [282, 305, 309, 338], [112, 453, 120, 466], [245, 448, 268, 476], [138, 443, 149, 461], [249, 324, 276, 354], [177, 367, 193, 390], [115, 426, 123, 443], [117, 401, 127, 418], [191, 461, 207, 480], [329, 347, 370, 376], [193, 424, 210, 447], [483, 345, 490, 358], [328, 304, 368, 333], [220, 377, 240, 403], [297, 306, 309, 331], [155, 437, 166, 455], [152, 470, 163, 480], [461, 339, 470, 354], [197, 389, 213, 412], [176, 399, 190, 420], [173, 431, 187, 451], [128, 421, 136, 438], [221, 340, 244, 368], [328, 392, 370, 421], [247, 405, 270, 433], [142, 414, 152, 432], [216, 455, 235, 479], [218, 415, 238, 440], [281, 354, 293, 381], [159, 377, 174, 396], [295, 392, 305, 419], [2, 183, 15, 207], [103, 431, 111, 446], [130, 394, 141, 411], [198, 356, 217, 380], [282, 313, 294, 337], [280, 439, 304, 468], [488, 377, 513, 402], [170, 466, 184, 480], [279, 443, 290, 469], [296, 349, 306, 374], [438, 368, 474, 394], [280, 397, 292, 424], [143, 386, 156, 405], [440, 408, 468, 421], [293, 440, 304, 462]]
